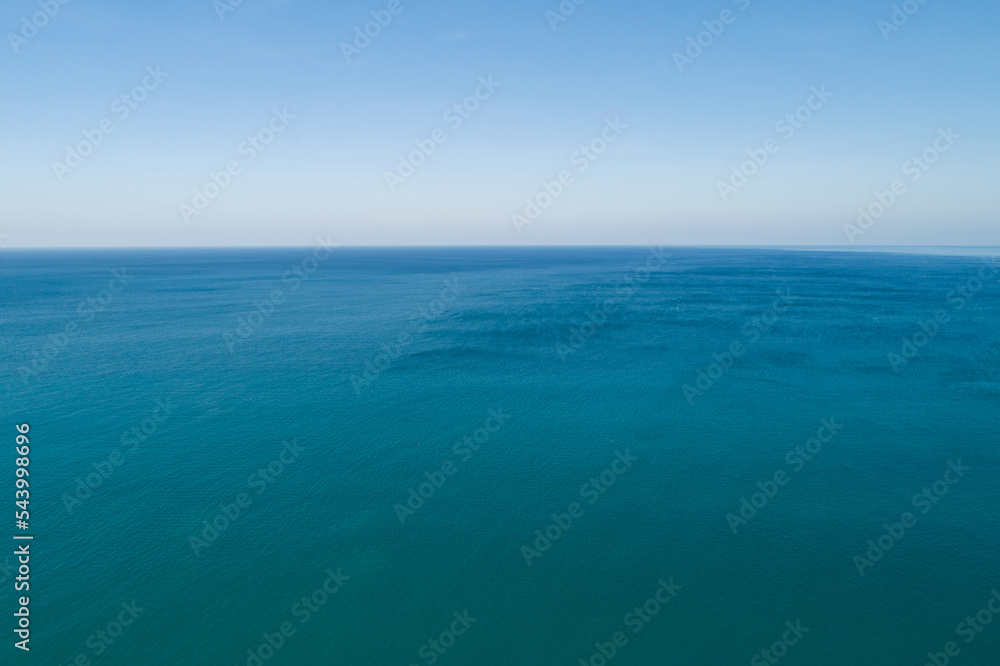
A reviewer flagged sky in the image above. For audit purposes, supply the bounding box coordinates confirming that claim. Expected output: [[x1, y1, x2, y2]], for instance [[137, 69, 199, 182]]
[[1, 0, 998, 247]]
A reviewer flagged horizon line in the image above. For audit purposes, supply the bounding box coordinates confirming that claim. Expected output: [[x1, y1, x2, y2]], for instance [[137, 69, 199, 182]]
[[1, 244, 998, 251]]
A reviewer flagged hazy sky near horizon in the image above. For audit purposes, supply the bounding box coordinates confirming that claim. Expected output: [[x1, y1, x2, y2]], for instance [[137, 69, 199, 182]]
[[1, 0, 998, 247]]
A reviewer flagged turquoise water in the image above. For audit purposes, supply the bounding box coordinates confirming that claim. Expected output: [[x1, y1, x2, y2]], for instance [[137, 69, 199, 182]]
[[1, 247, 999, 664]]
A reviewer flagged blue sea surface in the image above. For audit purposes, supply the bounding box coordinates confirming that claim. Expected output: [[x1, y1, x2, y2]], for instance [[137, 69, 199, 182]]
[[0, 247, 998, 665]]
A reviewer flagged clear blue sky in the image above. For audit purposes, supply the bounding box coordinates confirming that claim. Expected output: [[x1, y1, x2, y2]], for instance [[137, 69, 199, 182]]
[[1, 0, 997, 247]]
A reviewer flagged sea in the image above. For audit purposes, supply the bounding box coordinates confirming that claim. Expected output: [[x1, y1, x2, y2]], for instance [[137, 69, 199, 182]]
[[0, 247, 998, 665]]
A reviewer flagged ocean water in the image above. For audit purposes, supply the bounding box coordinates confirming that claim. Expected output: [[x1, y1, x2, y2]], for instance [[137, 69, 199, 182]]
[[1, 247, 998, 665]]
